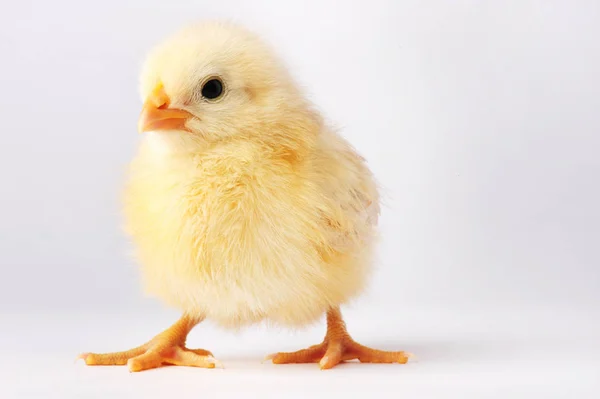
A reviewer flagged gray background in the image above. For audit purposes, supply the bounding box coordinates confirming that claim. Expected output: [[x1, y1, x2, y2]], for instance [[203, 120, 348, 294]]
[[1, 1, 599, 398]]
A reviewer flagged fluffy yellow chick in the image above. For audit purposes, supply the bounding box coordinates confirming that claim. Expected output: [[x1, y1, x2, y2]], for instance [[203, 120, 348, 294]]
[[79, 21, 409, 371]]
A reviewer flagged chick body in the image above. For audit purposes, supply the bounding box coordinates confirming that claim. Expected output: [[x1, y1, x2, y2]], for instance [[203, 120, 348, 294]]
[[125, 124, 379, 329]]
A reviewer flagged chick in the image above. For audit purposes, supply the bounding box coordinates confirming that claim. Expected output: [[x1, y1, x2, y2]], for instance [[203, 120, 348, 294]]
[[79, 21, 409, 371]]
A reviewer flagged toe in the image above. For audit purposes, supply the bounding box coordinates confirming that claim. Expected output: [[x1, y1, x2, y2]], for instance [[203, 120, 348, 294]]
[[166, 347, 219, 368], [349, 342, 410, 364], [79, 346, 146, 366], [319, 342, 343, 370], [127, 351, 164, 372], [269, 344, 327, 364]]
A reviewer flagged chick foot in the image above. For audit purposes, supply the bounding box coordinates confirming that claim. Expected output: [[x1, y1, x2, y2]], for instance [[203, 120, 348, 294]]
[[266, 307, 410, 369], [78, 314, 220, 372]]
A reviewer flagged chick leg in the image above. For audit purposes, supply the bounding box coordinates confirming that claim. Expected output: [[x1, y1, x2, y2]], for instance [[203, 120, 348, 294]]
[[267, 307, 410, 369], [78, 313, 219, 372]]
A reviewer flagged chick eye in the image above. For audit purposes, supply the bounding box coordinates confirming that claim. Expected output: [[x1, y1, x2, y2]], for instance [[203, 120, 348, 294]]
[[201, 78, 223, 100]]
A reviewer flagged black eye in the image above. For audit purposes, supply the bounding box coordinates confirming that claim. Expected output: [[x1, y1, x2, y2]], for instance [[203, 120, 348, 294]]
[[201, 78, 223, 100]]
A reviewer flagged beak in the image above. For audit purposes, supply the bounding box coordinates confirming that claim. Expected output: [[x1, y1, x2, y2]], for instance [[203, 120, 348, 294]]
[[138, 83, 193, 133]]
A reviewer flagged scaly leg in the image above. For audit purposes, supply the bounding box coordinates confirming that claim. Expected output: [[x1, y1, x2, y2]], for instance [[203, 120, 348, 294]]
[[266, 307, 411, 369], [77, 313, 220, 372]]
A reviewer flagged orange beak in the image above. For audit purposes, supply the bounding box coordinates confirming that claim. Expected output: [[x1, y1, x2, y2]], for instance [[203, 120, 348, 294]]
[[137, 83, 193, 133]]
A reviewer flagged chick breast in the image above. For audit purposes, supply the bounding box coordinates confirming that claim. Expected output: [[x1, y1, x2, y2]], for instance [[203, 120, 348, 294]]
[[123, 128, 379, 329]]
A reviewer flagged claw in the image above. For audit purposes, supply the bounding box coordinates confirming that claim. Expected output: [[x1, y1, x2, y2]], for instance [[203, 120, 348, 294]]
[[75, 353, 89, 364], [318, 356, 330, 369], [207, 356, 224, 369], [262, 353, 276, 364]]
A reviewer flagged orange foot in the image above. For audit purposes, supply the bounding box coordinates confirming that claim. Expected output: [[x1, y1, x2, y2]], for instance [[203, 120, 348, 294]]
[[266, 308, 411, 369], [77, 314, 220, 372]]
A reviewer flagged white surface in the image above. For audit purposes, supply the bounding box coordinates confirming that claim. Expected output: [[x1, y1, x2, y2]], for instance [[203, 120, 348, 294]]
[[2, 304, 599, 398], [1, 1, 599, 398]]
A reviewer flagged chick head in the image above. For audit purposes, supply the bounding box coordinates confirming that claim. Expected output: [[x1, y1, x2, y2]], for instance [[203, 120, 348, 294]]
[[137, 21, 310, 143]]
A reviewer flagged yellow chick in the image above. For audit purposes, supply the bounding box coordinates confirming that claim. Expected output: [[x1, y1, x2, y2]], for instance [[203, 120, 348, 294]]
[[79, 21, 409, 371]]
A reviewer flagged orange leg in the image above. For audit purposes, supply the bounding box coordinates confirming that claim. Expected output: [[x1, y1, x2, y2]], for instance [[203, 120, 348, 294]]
[[77, 314, 220, 372], [267, 307, 411, 369]]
